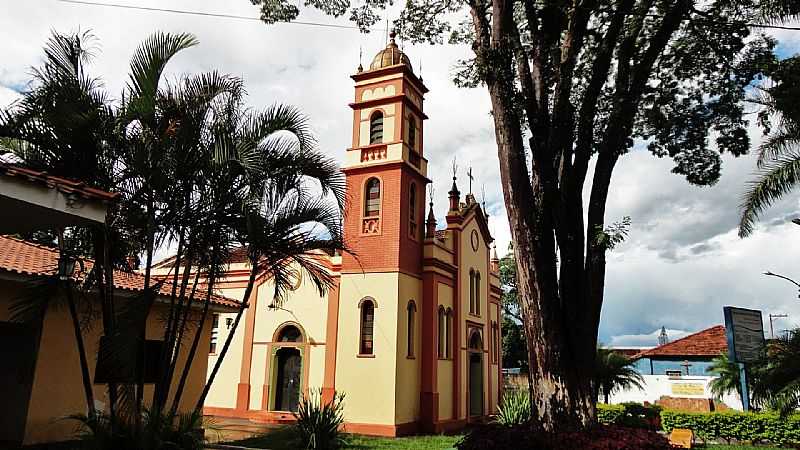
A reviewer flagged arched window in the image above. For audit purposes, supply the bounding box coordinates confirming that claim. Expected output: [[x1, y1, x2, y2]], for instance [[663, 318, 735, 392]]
[[491, 321, 498, 363], [469, 269, 476, 314], [445, 307, 453, 358], [359, 298, 376, 355], [437, 306, 445, 359], [409, 182, 417, 238], [369, 111, 384, 144], [407, 300, 416, 357], [475, 271, 481, 315], [277, 324, 302, 342], [408, 116, 416, 149], [469, 330, 483, 350], [364, 178, 381, 217]]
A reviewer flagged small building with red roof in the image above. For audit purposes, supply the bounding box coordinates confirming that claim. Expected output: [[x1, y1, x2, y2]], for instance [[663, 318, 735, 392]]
[[0, 235, 238, 445], [632, 325, 728, 376]]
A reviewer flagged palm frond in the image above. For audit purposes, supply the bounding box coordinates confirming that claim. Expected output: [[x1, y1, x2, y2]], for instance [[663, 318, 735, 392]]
[[127, 32, 198, 107], [738, 149, 800, 237]]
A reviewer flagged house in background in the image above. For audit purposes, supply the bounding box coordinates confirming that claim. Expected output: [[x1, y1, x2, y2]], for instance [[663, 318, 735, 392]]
[[633, 325, 727, 377], [608, 325, 742, 411]]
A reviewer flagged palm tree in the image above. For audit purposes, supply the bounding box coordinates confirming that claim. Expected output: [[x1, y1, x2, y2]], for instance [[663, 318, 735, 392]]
[[2, 30, 348, 447], [761, 330, 800, 415], [739, 56, 800, 237], [594, 347, 645, 404], [707, 353, 746, 402], [0, 30, 118, 419]]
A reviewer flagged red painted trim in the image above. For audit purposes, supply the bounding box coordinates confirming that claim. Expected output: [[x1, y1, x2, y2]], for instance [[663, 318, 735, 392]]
[[322, 280, 341, 404], [342, 421, 419, 437], [451, 228, 462, 419], [420, 270, 439, 430], [236, 287, 259, 410]]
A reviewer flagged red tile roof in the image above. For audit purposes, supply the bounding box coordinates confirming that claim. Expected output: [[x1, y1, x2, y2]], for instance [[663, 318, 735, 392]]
[[635, 325, 727, 358], [0, 162, 119, 202], [0, 235, 239, 310]]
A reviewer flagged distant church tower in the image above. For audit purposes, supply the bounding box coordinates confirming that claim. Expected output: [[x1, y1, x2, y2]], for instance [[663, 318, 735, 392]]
[[659, 326, 669, 346]]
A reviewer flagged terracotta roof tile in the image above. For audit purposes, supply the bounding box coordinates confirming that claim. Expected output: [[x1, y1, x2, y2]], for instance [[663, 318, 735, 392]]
[[0, 162, 120, 202], [0, 235, 239, 309], [634, 325, 727, 359]]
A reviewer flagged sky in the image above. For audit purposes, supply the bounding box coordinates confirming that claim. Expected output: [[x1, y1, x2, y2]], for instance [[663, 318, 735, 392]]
[[2, 0, 799, 347]]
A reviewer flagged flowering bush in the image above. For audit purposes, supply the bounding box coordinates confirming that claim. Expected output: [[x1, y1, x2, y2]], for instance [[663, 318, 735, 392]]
[[456, 424, 671, 450]]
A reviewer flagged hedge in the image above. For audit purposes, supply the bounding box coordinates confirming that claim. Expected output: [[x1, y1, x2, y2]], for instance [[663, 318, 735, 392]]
[[660, 410, 800, 446], [597, 403, 661, 430]]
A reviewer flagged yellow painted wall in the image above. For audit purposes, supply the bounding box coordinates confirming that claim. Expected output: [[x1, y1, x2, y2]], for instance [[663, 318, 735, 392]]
[[336, 272, 399, 425], [458, 214, 492, 418], [0, 282, 214, 445], [436, 282, 454, 420], [205, 287, 246, 409], [249, 271, 329, 408], [394, 272, 422, 424]]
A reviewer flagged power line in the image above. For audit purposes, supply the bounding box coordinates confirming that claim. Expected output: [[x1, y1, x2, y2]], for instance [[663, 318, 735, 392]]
[[56, 0, 366, 30], [56, 0, 800, 32]]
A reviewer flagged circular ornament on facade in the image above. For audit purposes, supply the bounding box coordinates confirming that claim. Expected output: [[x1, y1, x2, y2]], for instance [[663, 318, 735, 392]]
[[288, 269, 302, 291], [470, 229, 479, 252]]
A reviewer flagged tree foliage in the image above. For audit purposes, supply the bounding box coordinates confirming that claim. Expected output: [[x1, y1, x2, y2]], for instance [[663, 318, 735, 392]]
[[739, 55, 800, 236], [594, 347, 644, 404]]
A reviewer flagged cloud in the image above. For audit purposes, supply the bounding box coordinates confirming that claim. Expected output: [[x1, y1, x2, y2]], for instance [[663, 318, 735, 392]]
[[608, 328, 691, 348], [1, 2, 798, 346]]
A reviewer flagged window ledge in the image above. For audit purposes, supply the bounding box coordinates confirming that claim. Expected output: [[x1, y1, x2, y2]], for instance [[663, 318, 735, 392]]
[[357, 353, 376, 358]]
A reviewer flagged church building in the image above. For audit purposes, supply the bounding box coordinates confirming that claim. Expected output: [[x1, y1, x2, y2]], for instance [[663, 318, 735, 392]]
[[200, 33, 503, 435]]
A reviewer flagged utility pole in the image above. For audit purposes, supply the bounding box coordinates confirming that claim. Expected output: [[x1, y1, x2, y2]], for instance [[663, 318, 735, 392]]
[[769, 313, 788, 338]]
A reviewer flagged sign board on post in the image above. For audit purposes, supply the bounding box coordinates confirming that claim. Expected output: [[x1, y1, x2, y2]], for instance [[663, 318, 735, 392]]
[[723, 306, 764, 412], [723, 307, 765, 363]]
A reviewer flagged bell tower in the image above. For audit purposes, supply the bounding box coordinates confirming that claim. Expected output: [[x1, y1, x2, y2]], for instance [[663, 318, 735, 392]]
[[340, 31, 430, 274]]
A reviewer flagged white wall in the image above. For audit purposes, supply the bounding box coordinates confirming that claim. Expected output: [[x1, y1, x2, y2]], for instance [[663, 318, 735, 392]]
[[607, 375, 743, 411]]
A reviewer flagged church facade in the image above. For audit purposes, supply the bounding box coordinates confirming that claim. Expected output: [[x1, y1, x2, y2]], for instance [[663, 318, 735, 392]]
[[201, 35, 503, 436]]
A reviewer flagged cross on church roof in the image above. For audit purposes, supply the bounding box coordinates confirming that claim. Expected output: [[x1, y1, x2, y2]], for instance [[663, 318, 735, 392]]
[[467, 166, 474, 194]]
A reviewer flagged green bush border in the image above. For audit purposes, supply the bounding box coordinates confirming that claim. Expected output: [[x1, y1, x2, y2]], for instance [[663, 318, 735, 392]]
[[660, 410, 800, 446]]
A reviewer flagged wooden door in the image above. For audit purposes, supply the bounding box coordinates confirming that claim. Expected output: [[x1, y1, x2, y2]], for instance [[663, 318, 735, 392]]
[[469, 352, 483, 417], [275, 348, 301, 412]]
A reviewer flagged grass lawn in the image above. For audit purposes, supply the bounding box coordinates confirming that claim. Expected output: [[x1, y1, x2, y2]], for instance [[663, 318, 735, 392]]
[[227, 427, 461, 449], [705, 446, 784, 449], [227, 427, 788, 450]]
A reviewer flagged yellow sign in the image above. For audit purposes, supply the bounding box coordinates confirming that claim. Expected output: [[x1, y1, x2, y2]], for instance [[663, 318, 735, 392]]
[[671, 383, 705, 396], [669, 428, 694, 448]]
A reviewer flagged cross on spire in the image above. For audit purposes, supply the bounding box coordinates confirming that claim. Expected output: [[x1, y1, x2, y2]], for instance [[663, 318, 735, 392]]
[[467, 166, 474, 194], [681, 360, 692, 375]]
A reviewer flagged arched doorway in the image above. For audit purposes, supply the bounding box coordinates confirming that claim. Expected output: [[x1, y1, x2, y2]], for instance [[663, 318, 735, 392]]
[[468, 330, 484, 417], [274, 347, 302, 412], [272, 324, 304, 412]]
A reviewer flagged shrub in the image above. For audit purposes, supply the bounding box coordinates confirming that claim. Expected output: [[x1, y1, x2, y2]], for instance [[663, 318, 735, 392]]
[[660, 410, 800, 446], [494, 389, 532, 426], [294, 389, 346, 450], [597, 403, 661, 430], [456, 423, 671, 450], [69, 408, 208, 450], [597, 404, 625, 426]]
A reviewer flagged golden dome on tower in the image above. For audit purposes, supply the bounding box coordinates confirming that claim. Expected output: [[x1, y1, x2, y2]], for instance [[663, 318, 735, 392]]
[[369, 30, 412, 72]]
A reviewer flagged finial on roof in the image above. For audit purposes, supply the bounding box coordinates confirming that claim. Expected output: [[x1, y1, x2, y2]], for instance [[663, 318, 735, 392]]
[[426, 187, 437, 238], [449, 159, 461, 213], [358, 46, 363, 73]]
